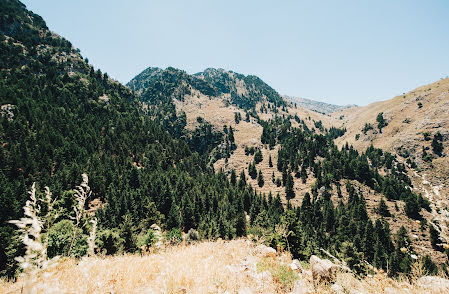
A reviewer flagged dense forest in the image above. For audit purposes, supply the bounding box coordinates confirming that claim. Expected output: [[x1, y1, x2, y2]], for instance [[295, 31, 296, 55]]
[[0, 0, 447, 280]]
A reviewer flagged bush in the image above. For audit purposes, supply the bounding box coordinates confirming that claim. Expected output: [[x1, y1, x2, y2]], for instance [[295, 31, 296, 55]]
[[166, 228, 182, 245], [186, 228, 200, 242], [96, 228, 124, 255], [137, 229, 156, 249], [47, 220, 87, 258]]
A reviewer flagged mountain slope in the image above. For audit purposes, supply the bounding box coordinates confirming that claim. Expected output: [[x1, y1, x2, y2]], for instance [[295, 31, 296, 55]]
[[332, 79, 449, 259], [284, 95, 355, 114], [0, 0, 255, 277], [1, 0, 448, 282]]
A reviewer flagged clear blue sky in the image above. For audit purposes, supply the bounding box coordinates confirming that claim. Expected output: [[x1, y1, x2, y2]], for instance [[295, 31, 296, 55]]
[[22, 0, 449, 105]]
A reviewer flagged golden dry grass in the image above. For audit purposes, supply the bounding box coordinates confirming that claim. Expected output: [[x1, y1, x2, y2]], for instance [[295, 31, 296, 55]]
[[2, 239, 449, 294], [0, 240, 287, 294]]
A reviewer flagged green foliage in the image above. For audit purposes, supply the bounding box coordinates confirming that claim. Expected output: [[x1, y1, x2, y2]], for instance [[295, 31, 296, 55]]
[[257, 170, 264, 187], [166, 228, 182, 245], [422, 254, 438, 275], [254, 149, 263, 164], [137, 229, 155, 249], [377, 198, 391, 217], [376, 112, 387, 133], [47, 220, 87, 258], [340, 241, 367, 275], [432, 132, 443, 156], [257, 259, 299, 290], [362, 123, 374, 134], [429, 225, 442, 251], [248, 161, 257, 179]]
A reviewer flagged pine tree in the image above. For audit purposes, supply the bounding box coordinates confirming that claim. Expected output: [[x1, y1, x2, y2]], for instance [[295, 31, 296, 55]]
[[432, 132, 443, 156], [254, 149, 263, 164], [377, 198, 391, 217], [285, 173, 295, 199], [257, 170, 264, 187], [230, 169, 237, 186], [249, 161, 257, 179]]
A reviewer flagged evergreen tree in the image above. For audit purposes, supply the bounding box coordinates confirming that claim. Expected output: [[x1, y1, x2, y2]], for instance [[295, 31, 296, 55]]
[[230, 169, 237, 186], [285, 173, 295, 199], [376, 112, 387, 133], [432, 132, 443, 156], [257, 170, 264, 187], [377, 198, 391, 217], [254, 149, 263, 164]]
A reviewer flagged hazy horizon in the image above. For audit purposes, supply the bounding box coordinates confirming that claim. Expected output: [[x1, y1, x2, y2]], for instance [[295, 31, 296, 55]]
[[21, 0, 449, 106]]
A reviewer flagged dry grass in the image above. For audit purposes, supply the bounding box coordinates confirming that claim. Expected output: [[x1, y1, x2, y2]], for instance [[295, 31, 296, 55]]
[[2, 239, 449, 293], [0, 240, 286, 294]]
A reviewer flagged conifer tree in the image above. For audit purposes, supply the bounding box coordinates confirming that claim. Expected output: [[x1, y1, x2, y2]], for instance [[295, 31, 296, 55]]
[[285, 173, 295, 199], [257, 170, 264, 187]]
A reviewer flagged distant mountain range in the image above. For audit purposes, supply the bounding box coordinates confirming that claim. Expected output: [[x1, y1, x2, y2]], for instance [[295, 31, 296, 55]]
[[284, 95, 356, 114]]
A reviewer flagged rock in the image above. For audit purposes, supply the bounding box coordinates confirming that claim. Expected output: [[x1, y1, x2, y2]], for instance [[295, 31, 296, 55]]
[[150, 224, 161, 231], [330, 283, 345, 294], [310, 255, 339, 283], [289, 279, 308, 294], [417, 276, 449, 291], [255, 244, 277, 258], [150, 224, 163, 249], [290, 259, 303, 273]]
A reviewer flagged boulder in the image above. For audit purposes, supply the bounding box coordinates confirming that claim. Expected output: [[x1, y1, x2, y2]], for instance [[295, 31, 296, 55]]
[[310, 255, 339, 283], [289, 279, 308, 294], [330, 284, 345, 294], [289, 259, 303, 273], [255, 244, 277, 258], [417, 276, 449, 291]]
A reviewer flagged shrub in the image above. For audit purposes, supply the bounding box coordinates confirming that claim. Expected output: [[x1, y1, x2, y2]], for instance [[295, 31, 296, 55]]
[[47, 220, 87, 258], [137, 229, 156, 249], [186, 228, 200, 242], [166, 228, 182, 245], [96, 228, 124, 255]]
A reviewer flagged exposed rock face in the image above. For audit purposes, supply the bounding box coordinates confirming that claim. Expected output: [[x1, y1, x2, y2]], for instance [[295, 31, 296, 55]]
[[255, 244, 277, 258], [330, 283, 345, 294], [290, 259, 303, 273], [310, 255, 339, 284], [284, 95, 355, 114], [417, 276, 449, 291]]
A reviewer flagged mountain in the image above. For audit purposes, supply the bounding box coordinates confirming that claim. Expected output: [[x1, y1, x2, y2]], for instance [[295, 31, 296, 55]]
[[1, 0, 448, 285], [0, 0, 256, 277], [284, 95, 355, 114], [129, 66, 448, 267]]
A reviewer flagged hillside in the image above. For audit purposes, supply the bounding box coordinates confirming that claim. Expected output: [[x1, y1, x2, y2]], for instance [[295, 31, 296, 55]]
[[129, 66, 449, 267], [0, 0, 255, 278], [2, 0, 449, 289], [333, 78, 449, 252], [284, 95, 355, 114]]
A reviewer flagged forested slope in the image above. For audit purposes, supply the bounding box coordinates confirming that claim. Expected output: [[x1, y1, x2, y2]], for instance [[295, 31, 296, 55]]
[[1, 0, 448, 281]]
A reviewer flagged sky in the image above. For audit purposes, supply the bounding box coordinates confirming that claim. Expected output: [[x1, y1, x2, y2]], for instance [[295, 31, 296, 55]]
[[22, 0, 449, 106]]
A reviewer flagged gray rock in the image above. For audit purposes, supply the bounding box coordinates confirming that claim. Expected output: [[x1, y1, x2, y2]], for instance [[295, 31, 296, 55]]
[[417, 276, 449, 291], [255, 244, 277, 257], [310, 255, 339, 283], [290, 259, 303, 273], [330, 283, 345, 294], [289, 279, 309, 294]]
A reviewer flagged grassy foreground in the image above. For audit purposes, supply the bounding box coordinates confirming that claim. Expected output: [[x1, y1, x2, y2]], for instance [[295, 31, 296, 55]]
[[1, 239, 447, 293]]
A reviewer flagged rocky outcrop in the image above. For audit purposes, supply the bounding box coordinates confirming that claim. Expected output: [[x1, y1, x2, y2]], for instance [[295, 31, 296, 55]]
[[310, 255, 339, 284], [255, 244, 277, 258], [417, 276, 449, 291]]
